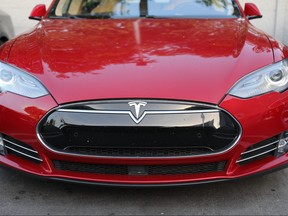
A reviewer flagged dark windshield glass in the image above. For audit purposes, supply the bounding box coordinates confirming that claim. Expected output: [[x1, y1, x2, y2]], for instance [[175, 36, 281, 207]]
[[49, 0, 241, 19]]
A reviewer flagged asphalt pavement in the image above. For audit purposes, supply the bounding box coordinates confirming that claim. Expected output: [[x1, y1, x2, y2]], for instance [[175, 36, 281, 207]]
[[1, 167, 288, 215]]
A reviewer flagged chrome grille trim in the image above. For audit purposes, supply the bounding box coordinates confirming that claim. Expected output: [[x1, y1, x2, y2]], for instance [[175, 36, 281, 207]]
[[236, 147, 277, 164], [3, 136, 43, 163], [58, 108, 220, 125], [5, 145, 43, 162], [3, 138, 38, 154], [58, 109, 220, 114], [37, 100, 242, 159], [63, 146, 215, 157], [240, 140, 278, 155], [237, 136, 279, 165]]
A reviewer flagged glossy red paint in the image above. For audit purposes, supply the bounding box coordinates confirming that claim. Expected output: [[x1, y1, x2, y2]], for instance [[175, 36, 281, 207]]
[[1, 0, 288, 186], [266, 34, 288, 62], [29, 4, 47, 19], [8, 18, 273, 105], [244, 3, 262, 18]]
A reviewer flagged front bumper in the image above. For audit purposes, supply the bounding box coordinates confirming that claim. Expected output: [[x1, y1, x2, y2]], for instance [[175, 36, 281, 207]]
[[1, 91, 288, 186]]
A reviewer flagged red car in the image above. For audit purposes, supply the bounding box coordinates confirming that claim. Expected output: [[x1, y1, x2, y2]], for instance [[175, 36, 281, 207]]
[[0, 0, 288, 186]]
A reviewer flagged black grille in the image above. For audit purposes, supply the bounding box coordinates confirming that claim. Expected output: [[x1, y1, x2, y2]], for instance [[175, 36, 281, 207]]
[[53, 160, 227, 176], [3, 135, 42, 163], [38, 100, 241, 158], [237, 136, 278, 166], [64, 146, 212, 157]]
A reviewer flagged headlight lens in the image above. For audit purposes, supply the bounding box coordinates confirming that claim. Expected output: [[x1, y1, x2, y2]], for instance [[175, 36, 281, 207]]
[[229, 59, 288, 98], [0, 62, 48, 98]]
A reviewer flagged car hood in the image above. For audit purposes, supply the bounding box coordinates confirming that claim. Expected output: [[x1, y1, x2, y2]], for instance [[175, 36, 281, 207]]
[[7, 18, 273, 105]]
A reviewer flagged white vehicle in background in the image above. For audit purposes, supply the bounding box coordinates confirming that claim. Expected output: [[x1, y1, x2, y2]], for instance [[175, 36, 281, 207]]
[[0, 9, 14, 45]]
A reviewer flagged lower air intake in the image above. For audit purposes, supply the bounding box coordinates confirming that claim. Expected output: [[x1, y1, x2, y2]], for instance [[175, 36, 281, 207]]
[[53, 160, 227, 176], [3, 135, 42, 163], [237, 135, 278, 166]]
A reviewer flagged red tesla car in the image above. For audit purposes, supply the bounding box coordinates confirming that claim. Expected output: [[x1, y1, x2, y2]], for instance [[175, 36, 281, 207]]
[[0, 0, 288, 186]]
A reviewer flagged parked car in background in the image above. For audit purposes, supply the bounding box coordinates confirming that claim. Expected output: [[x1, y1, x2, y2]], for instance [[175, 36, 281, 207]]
[[0, 9, 14, 45], [0, 0, 288, 186]]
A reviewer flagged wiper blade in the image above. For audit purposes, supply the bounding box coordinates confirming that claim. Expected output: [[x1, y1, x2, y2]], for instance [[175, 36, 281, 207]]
[[68, 14, 112, 19], [143, 15, 168, 19], [49, 14, 167, 20]]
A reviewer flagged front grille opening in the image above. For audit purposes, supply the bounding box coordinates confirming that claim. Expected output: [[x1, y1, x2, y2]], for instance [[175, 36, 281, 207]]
[[237, 136, 278, 166], [53, 160, 227, 176], [38, 100, 241, 158], [3, 135, 42, 164]]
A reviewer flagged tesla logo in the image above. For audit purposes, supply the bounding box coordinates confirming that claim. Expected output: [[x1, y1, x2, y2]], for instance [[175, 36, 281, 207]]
[[128, 101, 147, 122]]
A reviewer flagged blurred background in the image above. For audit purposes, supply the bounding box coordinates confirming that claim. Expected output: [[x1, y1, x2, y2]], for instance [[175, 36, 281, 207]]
[[0, 0, 287, 44]]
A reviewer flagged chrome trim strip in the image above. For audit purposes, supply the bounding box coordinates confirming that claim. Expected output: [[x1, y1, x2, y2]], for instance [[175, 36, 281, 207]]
[[63, 145, 215, 152], [241, 140, 279, 155], [58, 108, 220, 124], [36, 100, 243, 159], [5, 145, 43, 162], [3, 138, 38, 153], [236, 147, 277, 163]]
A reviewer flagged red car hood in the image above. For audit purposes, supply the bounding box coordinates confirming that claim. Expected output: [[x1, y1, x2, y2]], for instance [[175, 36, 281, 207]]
[[7, 18, 273, 104]]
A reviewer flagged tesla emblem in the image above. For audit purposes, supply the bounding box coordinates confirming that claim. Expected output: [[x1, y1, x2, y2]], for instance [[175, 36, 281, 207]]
[[128, 101, 147, 123]]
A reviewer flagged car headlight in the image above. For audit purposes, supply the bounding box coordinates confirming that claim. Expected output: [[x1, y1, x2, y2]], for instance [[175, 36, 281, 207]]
[[229, 59, 288, 98], [0, 62, 48, 98]]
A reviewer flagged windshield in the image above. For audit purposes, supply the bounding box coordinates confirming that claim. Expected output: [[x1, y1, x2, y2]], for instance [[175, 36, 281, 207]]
[[48, 0, 241, 19]]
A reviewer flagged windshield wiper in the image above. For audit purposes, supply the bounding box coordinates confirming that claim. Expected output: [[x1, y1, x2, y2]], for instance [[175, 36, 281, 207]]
[[49, 14, 167, 20], [143, 15, 168, 19], [66, 14, 112, 19]]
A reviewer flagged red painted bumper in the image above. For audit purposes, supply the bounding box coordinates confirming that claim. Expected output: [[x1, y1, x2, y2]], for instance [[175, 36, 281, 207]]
[[1, 91, 288, 185]]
